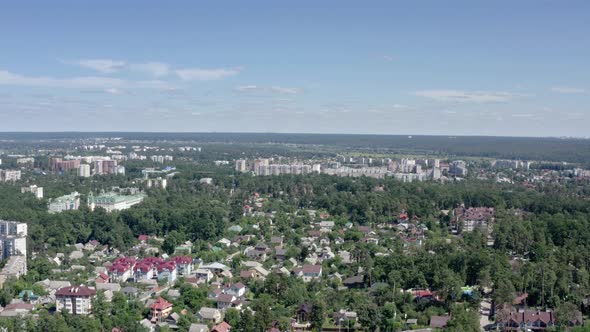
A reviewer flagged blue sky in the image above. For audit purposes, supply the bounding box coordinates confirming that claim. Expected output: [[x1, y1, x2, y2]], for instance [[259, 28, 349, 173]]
[[0, 0, 589, 136]]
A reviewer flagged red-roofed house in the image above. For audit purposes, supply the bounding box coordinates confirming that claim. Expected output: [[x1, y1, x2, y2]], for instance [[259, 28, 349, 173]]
[[172, 256, 193, 276], [138, 235, 149, 243], [95, 272, 109, 284], [211, 321, 232, 332], [157, 261, 177, 284], [150, 297, 173, 322], [134, 262, 154, 280]]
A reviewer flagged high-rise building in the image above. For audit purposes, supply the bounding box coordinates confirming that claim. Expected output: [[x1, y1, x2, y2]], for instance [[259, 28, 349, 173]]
[[0, 220, 28, 260], [78, 164, 91, 177], [21, 185, 43, 199], [312, 164, 321, 173], [51, 158, 81, 172], [93, 160, 118, 175]]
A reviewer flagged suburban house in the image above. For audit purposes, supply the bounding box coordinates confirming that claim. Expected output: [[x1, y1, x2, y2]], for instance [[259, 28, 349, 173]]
[[172, 256, 193, 276], [214, 294, 237, 310], [157, 261, 178, 283], [198, 307, 222, 324], [297, 265, 322, 282], [225, 283, 246, 297], [150, 297, 173, 323], [134, 262, 154, 280], [195, 268, 214, 283]]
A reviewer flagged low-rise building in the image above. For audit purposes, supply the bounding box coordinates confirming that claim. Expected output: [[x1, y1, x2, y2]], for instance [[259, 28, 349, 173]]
[[88, 192, 146, 212], [48, 192, 81, 213], [55, 286, 96, 315], [21, 185, 43, 199]]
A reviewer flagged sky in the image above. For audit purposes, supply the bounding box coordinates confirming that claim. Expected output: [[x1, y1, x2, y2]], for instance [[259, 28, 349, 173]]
[[0, 1, 589, 136]]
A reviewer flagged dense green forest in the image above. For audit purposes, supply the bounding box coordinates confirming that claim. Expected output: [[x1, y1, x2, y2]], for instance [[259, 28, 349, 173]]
[[2, 132, 590, 165], [0, 161, 588, 331]]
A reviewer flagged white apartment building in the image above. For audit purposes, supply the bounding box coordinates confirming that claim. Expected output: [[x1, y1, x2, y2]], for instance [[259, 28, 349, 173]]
[[78, 164, 91, 177], [235, 159, 247, 172], [0, 170, 21, 182], [21, 185, 43, 199], [0, 221, 27, 260], [56, 286, 96, 315]]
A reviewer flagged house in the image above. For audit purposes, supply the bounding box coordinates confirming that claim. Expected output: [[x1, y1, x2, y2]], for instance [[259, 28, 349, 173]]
[[138, 235, 149, 243], [240, 270, 256, 280], [157, 261, 178, 284], [109, 257, 136, 282], [275, 248, 287, 261], [150, 297, 173, 323], [195, 268, 214, 283], [430, 315, 451, 329], [17, 290, 39, 304], [96, 283, 122, 293], [189, 323, 210, 332], [211, 321, 232, 332], [318, 221, 335, 232], [122, 286, 139, 298], [134, 262, 154, 280], [245, 248, 267, 261], [95, 272, 110, 284], [270, 236, 283, 246], [496, 310, 557, 331], [298, 265, 322, 282], [333, 309, 358, 323], [215, 294, 237, 310], [56, 285, 97, 315], [201, 262, 231, 275], [225, 283, 246, 297], [198, 307, 222, 324], [172, 256, 193, 276], [0, 303, 35, 317], [342, 275, 365, 289]]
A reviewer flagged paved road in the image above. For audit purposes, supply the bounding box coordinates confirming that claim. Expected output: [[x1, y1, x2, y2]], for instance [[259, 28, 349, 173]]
[[479, 297, 492, 331]]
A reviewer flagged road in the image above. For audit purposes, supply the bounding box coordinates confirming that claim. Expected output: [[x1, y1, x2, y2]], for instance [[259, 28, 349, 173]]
[[479, 297, 492, 331]]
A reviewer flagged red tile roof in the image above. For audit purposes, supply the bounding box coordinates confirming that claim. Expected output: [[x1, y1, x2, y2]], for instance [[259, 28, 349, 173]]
[[211, 321, 232, 332], [150, 297, 173, 310]]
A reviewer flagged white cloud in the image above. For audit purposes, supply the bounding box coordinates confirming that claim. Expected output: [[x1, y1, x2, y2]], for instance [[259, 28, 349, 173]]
[[130, 62, 170, 77], [382, 55, 394, 62], [0, 69, 170, 90], [235, 85, 259, 92], [511, 113, 534, 118], [0, 70, 125, 88], [104, 88, 123, 94], [175, 67, 240, 81], [73, 59, 126, 74], [551, 86, 586, 94], [414, 90, 525, 103], [234, 85, 301, 95], [270, 86, 300, 94]]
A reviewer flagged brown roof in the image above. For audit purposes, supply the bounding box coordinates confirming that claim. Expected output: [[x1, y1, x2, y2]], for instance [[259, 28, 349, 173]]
[[302, 265, 322, 274], [430, 315, 451, 328], [56, 286, 97, 297]]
